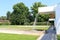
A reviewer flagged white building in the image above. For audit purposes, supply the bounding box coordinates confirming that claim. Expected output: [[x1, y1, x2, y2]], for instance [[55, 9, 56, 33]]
[[38, 5, 60, 34]]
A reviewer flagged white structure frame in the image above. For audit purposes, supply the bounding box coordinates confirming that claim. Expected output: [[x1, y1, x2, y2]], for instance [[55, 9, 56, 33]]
[[38, 5, 60, 34]]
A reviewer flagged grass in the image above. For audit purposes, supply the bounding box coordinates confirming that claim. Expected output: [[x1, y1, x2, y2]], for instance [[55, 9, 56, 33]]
[[57, 35, 60, 40], [0, 33, 38, 40], [0, 25, 49, 31], [0, 25, 49, 40], [0, 33, 60, 40]]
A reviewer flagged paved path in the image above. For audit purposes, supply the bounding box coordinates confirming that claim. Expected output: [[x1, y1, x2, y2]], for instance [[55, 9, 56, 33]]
[[0, 28, 44, 35], [41, 25, 57, 40]]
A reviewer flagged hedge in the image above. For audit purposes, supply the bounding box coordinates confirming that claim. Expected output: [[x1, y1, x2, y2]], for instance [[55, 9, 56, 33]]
[[29, 22, 51, 25]]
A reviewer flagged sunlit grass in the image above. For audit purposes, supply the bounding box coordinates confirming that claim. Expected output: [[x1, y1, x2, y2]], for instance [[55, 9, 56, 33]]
[[0, 25, 49, 31], [57, 35, 60, 40], [0, 33, 38, 40]]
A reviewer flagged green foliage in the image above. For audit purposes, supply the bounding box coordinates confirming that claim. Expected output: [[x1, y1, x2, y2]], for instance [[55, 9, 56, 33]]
[[30, 2, 47, 22], [6, 2, 50, 25], [57, 35, 60, 40], [0, 16, 10, 25], [31, 2, 46, 17], [30, 22, 50, 25], [10, 2, 30, 25], [0, 16, 7, 20], [6, 11, 11, 20], [37, 14, 49, 22]]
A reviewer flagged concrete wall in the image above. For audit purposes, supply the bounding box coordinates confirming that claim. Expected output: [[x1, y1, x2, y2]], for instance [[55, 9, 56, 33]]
[[55, 5, 60, 34]]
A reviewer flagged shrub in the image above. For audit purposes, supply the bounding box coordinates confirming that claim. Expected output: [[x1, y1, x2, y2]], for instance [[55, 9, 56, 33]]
[[0, 22, 10, 25], [30, 22, 50, 25]]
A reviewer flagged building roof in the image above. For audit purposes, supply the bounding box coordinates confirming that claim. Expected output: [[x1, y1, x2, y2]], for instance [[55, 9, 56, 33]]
[[38, 5, 57, 14]]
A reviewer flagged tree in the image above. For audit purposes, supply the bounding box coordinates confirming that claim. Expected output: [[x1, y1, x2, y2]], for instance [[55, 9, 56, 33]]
[[10, 2, 29, 25], [0, 16, 7, 20], [37, 14, 49, 22], [7, 11, 11, 20], [31, 2, 46, 17], [31, 2, 47, 22]]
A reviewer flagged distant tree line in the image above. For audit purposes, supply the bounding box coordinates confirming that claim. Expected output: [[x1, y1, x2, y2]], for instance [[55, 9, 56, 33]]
[[5, 2, 50, 25]]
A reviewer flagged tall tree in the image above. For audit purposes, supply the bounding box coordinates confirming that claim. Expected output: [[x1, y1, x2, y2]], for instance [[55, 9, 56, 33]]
[[31, 2, 46, 17], [10, 2, 29, 25], [31, 2, 46, 22], [7, 11, 11, 20]]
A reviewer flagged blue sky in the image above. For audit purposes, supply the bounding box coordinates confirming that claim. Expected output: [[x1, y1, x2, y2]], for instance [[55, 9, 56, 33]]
[[0, 0, 60, 16]]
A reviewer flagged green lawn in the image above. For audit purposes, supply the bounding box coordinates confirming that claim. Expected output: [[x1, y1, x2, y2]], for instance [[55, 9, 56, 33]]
[[0, 25, 49, 31], [0, 33, 59, 40], [0, 33, 38, 40], [0, 25, 49, 40], [57, 35, 60, 40]]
